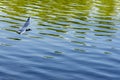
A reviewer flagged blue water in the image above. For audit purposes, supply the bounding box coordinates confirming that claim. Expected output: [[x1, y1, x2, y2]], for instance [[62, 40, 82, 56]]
[[0, 0, 120, 80]]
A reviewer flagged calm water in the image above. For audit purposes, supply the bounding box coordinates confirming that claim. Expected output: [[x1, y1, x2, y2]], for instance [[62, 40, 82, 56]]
[[0, 0, 120, 80]]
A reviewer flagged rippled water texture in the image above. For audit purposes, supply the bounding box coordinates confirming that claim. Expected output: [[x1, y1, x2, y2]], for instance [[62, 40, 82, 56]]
[[0, 0, 120, 80]]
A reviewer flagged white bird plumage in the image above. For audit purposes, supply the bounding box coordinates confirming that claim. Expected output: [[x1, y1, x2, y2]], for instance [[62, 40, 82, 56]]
[[18, 17, 31, 34]]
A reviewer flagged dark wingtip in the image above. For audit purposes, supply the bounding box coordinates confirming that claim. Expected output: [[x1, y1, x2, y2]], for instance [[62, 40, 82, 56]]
[[26, 28, 32, 31], [27, 17, 30, 21], [17, 31, 21, 34]]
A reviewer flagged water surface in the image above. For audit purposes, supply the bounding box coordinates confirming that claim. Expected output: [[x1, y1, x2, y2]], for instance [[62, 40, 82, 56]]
[[0, 0, 120, 80]]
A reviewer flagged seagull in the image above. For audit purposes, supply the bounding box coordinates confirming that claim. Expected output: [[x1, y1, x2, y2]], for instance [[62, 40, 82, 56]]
[[18, 17, 31, 34]]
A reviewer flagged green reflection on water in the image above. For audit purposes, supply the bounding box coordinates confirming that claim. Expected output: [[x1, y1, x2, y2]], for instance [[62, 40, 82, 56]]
[[43, 56, 54, 59], [0, 0, 120, 38], [0, 0, 119, 17], [54, 51, 63, 54], [8, 37, 21, 40], [0, 43, 11, 46]]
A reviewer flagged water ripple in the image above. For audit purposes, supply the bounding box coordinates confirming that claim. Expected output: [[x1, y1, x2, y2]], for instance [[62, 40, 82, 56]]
[[0, 0, 120, 80]]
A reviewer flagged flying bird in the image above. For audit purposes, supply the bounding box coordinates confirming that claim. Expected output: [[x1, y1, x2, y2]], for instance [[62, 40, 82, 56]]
[[18, 17, 31, 34]]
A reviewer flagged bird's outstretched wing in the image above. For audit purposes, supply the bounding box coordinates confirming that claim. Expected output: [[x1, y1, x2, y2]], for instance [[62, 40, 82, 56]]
[[18, 17, 30, 34]]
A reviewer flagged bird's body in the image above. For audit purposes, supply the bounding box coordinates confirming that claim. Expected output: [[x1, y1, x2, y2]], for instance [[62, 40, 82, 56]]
[[18, 17, 31, 34]]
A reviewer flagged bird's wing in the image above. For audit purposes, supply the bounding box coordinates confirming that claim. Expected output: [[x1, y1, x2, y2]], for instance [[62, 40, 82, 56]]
[[19, 17, 30, 31]]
